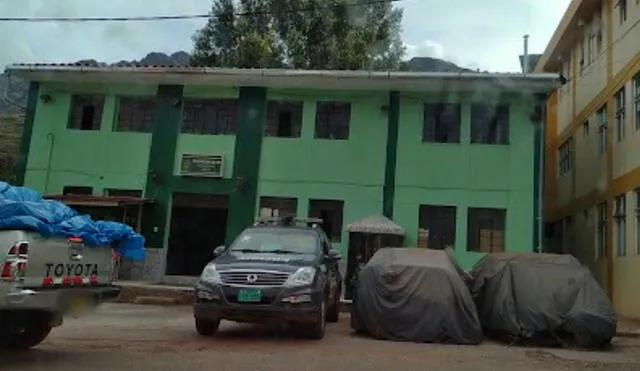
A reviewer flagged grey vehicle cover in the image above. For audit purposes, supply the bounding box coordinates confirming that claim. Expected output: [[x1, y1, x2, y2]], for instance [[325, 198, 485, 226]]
[[351, 248, 483, 344], [469, 253, 617, 348]]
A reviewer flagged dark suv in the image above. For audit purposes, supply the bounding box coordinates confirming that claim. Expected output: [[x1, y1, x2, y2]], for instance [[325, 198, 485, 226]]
[[193, 217, 343, 339]]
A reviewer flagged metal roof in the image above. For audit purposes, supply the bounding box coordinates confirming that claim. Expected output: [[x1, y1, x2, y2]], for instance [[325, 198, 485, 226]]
[[346, 215, 406, 236], [4, 64, 562, 94]]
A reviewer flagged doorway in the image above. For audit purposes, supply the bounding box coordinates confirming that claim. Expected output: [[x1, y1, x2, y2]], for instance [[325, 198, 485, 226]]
[[166, 193, 229, 276]]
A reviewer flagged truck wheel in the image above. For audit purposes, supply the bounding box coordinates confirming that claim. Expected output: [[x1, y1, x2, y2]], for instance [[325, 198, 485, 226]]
[[294, 300, 326, 340], [1, 322, 52, 351], [195, 317, 220, 336], [326, 295, 339, 323]]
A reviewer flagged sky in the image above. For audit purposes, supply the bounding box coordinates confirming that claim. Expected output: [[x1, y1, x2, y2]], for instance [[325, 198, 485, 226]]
[[0, 0, 571, 72]]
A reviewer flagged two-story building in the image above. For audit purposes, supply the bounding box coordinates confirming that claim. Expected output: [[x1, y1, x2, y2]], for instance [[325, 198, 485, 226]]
[[5, 64, 558, 283], [536, 0, 640, 317]]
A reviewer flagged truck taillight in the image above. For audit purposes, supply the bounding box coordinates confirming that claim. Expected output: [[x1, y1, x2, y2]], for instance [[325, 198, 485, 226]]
[[1, 241, 29, 282]]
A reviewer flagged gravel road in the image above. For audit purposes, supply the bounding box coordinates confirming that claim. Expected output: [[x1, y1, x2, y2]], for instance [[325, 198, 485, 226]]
[[3, 304, 640, 371]]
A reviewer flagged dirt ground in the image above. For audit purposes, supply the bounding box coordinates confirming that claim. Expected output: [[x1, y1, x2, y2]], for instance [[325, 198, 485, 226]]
[[3, 303, 640, 371]]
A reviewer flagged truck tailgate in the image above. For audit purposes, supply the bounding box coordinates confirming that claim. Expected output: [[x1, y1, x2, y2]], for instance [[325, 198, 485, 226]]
[[1, 230, 114, 288]]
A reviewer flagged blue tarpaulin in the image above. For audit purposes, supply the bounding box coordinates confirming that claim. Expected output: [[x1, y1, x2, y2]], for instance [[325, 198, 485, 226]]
[[0, 182, 145, 261]]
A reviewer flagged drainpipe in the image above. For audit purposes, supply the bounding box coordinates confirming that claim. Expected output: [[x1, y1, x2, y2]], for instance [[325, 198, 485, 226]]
[[537, 105, 545, 253], [44, 133, 55, 194]]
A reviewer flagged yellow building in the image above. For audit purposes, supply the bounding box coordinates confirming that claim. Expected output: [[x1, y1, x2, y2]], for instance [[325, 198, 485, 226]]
[[536, 0, 640, 318]]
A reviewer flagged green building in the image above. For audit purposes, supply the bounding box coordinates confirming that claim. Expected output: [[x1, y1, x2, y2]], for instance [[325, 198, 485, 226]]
[[6, 64, 558, 283]]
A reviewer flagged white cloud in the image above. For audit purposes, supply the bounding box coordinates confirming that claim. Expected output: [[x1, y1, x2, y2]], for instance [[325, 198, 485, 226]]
[[405, 40, 446, 60], [0, 0, 571, 72]]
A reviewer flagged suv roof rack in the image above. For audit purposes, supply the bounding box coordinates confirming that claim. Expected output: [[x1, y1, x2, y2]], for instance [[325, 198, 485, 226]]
[[254, 216, 324, 228]]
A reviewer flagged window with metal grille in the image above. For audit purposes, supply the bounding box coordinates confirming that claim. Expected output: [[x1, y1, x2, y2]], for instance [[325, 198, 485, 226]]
[[470, 104, 509, 145], [115, 97, 155, 133], [597, 105, 607, 154], [467, 208, 506, 253], [68, 95, 104, 131], [615, 194, 627, 256], [259, 197, 298, 218], [618, 0, 627, 24], [417, 205, 457, 250], [558, 136, 573, 176], [265, 101, 303, 138], [181, 99, 238, 135], [597, 202, 607, 259], [615, 87, 626, 141], [62, 186, 93, 195], [635, 189, 640, 254], [308, 199, 344, 242], [422, 103, 461, 143], [314, 101, 350, 140], [634, 74, 640, 130]]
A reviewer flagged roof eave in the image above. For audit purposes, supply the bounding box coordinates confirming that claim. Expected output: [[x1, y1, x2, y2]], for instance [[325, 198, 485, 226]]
[[5, 65, 561, 94]]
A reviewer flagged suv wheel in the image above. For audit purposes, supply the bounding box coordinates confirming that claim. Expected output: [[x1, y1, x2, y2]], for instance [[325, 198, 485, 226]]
[[195, 317, 220, 337], [326, 294, 339, 323], [294, 300, 326, 340]]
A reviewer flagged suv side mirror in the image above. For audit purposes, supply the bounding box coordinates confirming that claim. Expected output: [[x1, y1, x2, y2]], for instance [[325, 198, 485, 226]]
[[326, 249, 342, 261], [212, 245, 226, 258]]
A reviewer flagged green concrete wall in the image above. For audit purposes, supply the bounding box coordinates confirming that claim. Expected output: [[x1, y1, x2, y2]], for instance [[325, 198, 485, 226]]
[[258, 90, 389, 257], [21, 82, 539, 273], [24, 83, 155, 195], [394, 92, 537, 270]]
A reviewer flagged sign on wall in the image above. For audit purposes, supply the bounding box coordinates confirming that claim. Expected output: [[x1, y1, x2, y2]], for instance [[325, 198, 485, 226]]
[[180, 154, 224, 178]]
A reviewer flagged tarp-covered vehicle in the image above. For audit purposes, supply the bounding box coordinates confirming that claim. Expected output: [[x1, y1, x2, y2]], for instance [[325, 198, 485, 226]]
[[351, 248, 483, 344], [469, 253, 616, 348]]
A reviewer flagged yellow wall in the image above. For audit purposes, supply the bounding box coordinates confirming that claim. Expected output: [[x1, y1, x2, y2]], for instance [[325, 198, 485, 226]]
[[542, 0, 640, 318]]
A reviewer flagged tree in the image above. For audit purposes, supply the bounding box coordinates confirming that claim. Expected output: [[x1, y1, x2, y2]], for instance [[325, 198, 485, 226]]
[[191, 0, 405, 70]]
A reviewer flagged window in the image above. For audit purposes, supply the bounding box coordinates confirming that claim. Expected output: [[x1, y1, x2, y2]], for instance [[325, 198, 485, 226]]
[[265, 101, 303, 138], [104, 189, 143, 198], [580, 39, 585, 74], [634, 74, 640, 130], [259, 197, 297, 218], [635, 189, 640, 254], [115, 97, 155, 133], [619, 0, 627, 24], [596, 30, 603, 55], [467, 208, 506, 253], [422, 103, 461, 143], [308, 199, 344, 242], [597, 105, 607, 154], [417, 205, 457, 250], [68, 95, 104, 131], [62, 186, 93, 195], [597, 202, 607, 259], [615, 194, 627, 256], [615, 87, 626, 141], [558, 137, 573, 176], [583, 121, 590, 136], [181, 99, 238, 135], [470, 104, 509, 145], [314, 101, 350, 140]]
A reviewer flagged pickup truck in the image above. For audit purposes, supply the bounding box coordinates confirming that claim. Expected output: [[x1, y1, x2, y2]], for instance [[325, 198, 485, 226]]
[[0, 230, 121, 350]]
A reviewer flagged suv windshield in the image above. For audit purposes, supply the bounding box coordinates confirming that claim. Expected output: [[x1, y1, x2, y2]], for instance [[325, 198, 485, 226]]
[[228, 228, 319, 255]]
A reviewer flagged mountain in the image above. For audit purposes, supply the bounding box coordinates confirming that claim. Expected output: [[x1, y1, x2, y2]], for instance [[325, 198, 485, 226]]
[[399, 57, 473, 73]]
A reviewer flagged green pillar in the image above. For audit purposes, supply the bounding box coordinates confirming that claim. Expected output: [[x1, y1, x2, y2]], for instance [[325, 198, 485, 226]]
[[383, 91, 400, 219], [15, 82, 40, 186], [225, 87, 267, 245], [143, 85, 184, 249]]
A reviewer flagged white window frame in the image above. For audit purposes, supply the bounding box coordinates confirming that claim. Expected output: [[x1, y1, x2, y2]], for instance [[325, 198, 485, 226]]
[[615, 87, 626, 142], [615, 194, 627, 257]]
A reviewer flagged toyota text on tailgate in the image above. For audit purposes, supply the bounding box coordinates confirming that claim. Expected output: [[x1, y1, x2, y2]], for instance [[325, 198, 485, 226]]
[[0, 230, 120, 350]]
